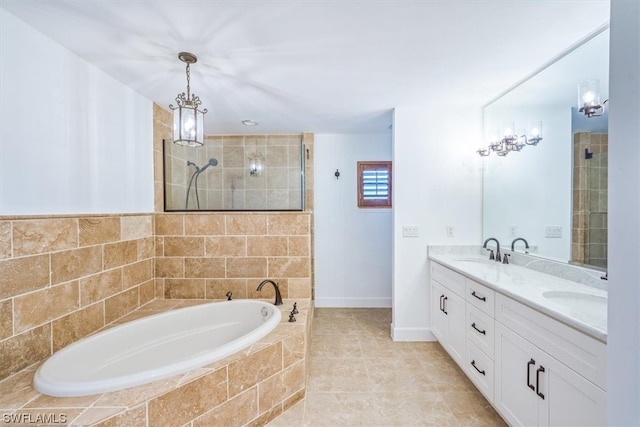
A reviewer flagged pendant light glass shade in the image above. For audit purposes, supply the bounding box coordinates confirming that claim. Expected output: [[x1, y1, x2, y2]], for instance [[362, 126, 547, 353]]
[[169, 52, 207, 147]]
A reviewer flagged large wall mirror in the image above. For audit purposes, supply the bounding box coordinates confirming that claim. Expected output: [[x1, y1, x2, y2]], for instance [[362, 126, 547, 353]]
[[482, 26, 609, 269]]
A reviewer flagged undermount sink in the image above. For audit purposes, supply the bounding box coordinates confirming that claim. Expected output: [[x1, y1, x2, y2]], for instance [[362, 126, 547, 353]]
[[454, 257, 501, 265], [542, 291, 607, 314]]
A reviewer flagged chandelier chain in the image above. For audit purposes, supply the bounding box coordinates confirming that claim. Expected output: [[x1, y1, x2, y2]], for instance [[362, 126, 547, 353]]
[[185, 63, 191, 99]]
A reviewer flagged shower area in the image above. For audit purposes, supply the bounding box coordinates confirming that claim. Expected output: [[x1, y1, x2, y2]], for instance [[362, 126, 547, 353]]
[[164, 134, 305, 211], [572, 131, 608, 269]]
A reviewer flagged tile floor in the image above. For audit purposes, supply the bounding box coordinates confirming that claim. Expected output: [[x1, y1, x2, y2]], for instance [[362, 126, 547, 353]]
[[268, 308, 507, 426]]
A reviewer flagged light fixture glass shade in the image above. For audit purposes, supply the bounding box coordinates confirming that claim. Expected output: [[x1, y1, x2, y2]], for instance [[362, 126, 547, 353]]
[[172, 102, 205, 147], [579, 79, 601, 109]]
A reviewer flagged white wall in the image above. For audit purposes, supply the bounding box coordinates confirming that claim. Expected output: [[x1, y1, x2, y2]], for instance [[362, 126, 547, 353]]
[[607, 1, 640, 424], [314, 133, 392, 307], [483, 105, 572, 261], [0, 9, 153, 215], [391, 105, 483, 341]]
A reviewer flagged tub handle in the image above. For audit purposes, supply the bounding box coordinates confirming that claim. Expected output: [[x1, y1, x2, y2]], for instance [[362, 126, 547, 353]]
[[226, 291, 232, 301]]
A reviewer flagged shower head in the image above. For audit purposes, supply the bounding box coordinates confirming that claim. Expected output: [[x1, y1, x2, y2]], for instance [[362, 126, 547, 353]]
[[198, 158, 218, 173]]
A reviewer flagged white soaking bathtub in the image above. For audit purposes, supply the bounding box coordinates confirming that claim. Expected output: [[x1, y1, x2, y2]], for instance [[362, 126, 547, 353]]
[[34, 300, 281, 397]]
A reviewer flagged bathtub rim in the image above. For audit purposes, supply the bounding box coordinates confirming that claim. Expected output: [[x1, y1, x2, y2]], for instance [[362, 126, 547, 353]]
[[33, 299, 282, 397]]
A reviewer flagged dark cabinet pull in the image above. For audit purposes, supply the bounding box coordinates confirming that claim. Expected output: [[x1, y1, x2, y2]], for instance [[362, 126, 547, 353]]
[[471, 360, 486, 376], [442, 296, 448, 315], [471, 322, 486, 335], [527, 359, 536, 391], [439, 294, 444, 312], [536, 366, 545, 399], [471, 291, 486, 302]]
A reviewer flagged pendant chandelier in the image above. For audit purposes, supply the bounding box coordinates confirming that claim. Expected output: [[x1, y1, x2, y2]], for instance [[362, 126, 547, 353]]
[[169, 52, 207, 147]]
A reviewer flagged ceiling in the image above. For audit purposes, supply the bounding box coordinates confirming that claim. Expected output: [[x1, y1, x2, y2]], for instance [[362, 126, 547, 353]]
[[0, 0, 610, 135]]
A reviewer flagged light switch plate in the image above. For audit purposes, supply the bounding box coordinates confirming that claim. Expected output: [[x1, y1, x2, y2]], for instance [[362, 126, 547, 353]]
[[403, 225, 419, 237], [545, 225, 562, 238], [446, 226, 455, 237]]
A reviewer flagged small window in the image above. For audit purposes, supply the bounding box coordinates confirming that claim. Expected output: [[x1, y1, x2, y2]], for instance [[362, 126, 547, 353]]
[[357, 161, 392, 208]]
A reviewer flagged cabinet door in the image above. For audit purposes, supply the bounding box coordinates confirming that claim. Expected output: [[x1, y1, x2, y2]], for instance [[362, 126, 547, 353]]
[[431, 280, 447, 342], [446, 290, 465, 367], [538, 350, 607, 427], [495, 323, 540, 427]]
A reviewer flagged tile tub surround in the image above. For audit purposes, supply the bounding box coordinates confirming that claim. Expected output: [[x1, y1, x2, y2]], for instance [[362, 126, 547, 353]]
[[0, 214, 155, 381], [155, 212, 312, 301], [0, 298, 312, 427]]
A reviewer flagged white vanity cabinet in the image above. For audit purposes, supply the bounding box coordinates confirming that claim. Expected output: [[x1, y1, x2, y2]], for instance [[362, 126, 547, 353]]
[[429, 259, 607, 427], [430, 262, 466, 368], [494, 294, 607, 427]]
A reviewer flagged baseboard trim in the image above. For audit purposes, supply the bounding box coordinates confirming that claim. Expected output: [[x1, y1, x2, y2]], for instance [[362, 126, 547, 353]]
[[390, 324, 437, 342], [314, 297, 392, 308]]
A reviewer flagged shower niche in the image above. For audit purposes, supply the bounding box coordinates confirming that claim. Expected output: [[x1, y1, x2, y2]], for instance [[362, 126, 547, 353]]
[[163, 134, 305, 211]]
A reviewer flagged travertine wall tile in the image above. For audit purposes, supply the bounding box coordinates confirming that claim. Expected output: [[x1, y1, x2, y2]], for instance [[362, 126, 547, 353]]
[[121, 216, 152, 241], [123, 259, 154, 289], [288, 236, 310, 256], [164, 237, 204, 257], [185, 214, 225, 235], [193, 386, 258, 427], [205, 279, 247, 300], [0, 324, 50, 379], [228, 343, 282, 398], [246, 236, 288, 256], [258, 360, 305, 413], [79, 217, 121, 246], [138, 237, 155, 260], [184, 257, 226, 278], [51, 246, 102, 284], [155, 214, 184, 236], [0, 254, 50, 299], [226, 257, 268, 278], [205, 236, 246, 257], [155, 257, 184, 278], [148, 368, 228, 427], [14, 281, 79, 333], [268, 257, 310, 278], [165, 279, 205, 299], [12, 219, 77, 257], [91, 404, 147, 427], [103, 240, 137, 270], [80, 269, 122, 306], [288, 278, 311, 299], [140, 279, 156, 305], [52, 303, 104, 352], [283, 332, 305, 368], [105, 288, 139, 324], [0, 221, 11, 259], [0, 299, 12, 340], [226, 215, 267, 235], [267, 214, 309, 235]]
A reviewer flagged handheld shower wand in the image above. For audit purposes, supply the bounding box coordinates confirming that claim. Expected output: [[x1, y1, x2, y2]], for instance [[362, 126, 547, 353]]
[[185, 158, 218, 209]]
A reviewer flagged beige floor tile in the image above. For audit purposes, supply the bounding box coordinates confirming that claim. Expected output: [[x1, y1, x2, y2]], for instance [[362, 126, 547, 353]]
[[268, 308, 506, 427]]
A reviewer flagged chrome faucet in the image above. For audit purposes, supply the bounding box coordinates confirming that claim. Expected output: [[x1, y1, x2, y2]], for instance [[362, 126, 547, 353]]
[[511, 237, 530, 253], [483, 238, 502, 262], [256, 279, 283, 306]]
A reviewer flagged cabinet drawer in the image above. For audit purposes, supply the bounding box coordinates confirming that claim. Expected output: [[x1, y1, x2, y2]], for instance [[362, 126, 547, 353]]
[[431, 261, 465, 297], [466, 304, 494, 359], [466, 340, 494, 402], [466, 279, 495, 317], [495, 293, 606, 390]]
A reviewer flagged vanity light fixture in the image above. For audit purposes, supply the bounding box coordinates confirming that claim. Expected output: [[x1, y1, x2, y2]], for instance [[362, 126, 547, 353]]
[[477, 121, 543, 157], [169, 52, 208, 147], [578, 79, 609, 118]]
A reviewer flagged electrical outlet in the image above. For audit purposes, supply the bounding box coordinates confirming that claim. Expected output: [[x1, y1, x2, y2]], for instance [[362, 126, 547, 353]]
[[403, 225, 419, 237], [509, 225, 517, 237], [545, 225, 562, 238], [446, 225, 455, 237]]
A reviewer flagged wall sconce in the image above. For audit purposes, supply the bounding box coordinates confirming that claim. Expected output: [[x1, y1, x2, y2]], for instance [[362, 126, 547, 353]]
[[578, 79, 609, 118], [169, 52, 208, 147], [477, 121, 543, 157], [248, 151, 265, 177]]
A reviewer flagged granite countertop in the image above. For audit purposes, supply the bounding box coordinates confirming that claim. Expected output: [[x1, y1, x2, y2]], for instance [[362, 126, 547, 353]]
[[428, 252, 607, 343]]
